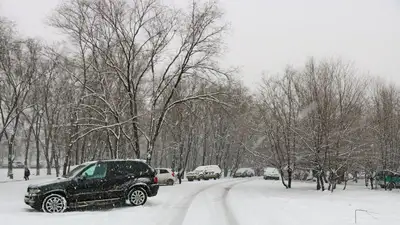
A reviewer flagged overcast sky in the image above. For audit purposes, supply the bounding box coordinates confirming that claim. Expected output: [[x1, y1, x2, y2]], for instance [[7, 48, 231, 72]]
[[1, 0, 399, 89]]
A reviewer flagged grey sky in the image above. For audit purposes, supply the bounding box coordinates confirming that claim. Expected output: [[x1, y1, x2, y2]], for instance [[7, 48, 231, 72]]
[[1, 0, 399, 89]]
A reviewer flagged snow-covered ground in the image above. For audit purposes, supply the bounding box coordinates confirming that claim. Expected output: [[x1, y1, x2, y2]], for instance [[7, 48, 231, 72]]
[[0, 176, 399, 225], [0, 168, 58, 183]]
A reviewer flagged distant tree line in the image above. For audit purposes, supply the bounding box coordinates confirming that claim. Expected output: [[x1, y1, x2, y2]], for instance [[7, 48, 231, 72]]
[[1, 0, 398, 192]]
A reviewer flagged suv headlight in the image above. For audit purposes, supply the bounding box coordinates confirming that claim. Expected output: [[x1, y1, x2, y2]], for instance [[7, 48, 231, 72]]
[[29, 189, 41, 195]]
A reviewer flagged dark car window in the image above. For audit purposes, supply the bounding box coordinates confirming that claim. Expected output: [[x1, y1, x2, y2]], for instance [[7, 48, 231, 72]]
[[81, 163, 108, 179], [63, 164, 88, 178], [126, 161, 151, 176], [160, 169, 169, 174], [108, 162, 127, 177]]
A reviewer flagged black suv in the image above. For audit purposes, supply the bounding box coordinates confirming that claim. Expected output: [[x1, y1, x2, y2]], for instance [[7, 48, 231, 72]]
[[24, 159, 159, 213]]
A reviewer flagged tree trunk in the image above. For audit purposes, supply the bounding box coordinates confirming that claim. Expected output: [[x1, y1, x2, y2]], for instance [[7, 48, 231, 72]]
[[6, 112, 22, 179], [7, 139, 14, 179], [75, 140, 80, 164], [80, 136, 86, 163], [34, 113, 41, 176], [178, 140, 184, 172], [44, 138, 52, 175], [62, 145, 73, 176], [370, 177, 374, 190], [202, 132, 207, 166], [279, 169, 288, 188], [128, 89, 140, 158], [36, 134, 40, 176], [320, 173, 325, 191], [63, 110, 79, 176], [287, 168, 293, 188], [343, 179, 347, 190], [24, 123, 33, 166]]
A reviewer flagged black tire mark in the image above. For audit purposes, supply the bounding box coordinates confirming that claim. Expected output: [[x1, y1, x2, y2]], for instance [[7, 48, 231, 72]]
[[222, 178, 257, 225], [167, 179, 245, 225]]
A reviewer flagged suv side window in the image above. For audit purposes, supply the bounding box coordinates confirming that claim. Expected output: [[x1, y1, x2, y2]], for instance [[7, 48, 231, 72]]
[[81, 163, 108, 179], [108, 162, 126, 177], [126, 161, 150, 176]]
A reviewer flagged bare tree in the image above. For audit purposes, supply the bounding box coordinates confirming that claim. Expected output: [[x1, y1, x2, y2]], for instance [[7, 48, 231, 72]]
[[0, 20, 40, 178], [50, 0, 229, 165]]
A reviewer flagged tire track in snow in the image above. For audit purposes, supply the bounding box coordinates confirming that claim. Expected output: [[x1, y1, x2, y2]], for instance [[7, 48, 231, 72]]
[[222, 179, 256, 225], [166, 179, 245, 225]]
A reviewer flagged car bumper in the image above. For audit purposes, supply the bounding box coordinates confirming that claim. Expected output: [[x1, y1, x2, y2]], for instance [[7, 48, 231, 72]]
[[203, 174, 219, 179], [148, 184, 159, 197], [24, 193, 42, 209], [234, 174, 246, 177], [264, 176, 280, 180]]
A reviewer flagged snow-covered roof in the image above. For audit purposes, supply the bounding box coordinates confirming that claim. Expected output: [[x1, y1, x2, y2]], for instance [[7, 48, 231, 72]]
[[77, 159, 147, 166], [264, 167, 278, 173], [194, 165, 221, 171], [81, 160, 98, 165], [93, 159, 146, 163]]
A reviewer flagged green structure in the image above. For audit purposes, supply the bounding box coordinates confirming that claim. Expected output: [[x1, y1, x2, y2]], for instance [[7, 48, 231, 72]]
[[376, 170, 400, 190]]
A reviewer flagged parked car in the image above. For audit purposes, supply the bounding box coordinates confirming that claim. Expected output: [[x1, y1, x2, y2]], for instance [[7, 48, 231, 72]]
[[24, 159, 159, 213], [263, 167, 280, 180], [376, 170, 400, 190], [155, 168, 176, 185], [233, 168, 255, 178], [13, 161, 25, 168], [202, 165, 222, 180], [186, 168, 201, 181], [186, 165, 222, 181]]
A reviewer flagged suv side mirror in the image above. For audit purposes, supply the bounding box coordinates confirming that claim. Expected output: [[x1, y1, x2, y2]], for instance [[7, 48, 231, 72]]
[[76, 174, 87, 182]]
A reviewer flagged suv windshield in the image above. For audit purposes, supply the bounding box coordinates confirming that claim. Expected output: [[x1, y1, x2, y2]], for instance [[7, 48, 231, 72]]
[[63, 164, 88, 178]]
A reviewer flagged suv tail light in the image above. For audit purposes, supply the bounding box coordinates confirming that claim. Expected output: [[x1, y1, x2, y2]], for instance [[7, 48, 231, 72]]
[[172, 172, 175, 177], [153, 176, 158, 184]]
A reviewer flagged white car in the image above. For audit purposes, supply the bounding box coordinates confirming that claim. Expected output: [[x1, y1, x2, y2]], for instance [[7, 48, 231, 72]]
[[186, 165, 222, 181], [233, 168, 255, 177], [263, 167, 280, 180], [155, 168, 176, 185]]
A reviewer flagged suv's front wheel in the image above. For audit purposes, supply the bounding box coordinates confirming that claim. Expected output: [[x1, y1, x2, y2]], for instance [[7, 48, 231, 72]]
[[128, 188, 147, 206], [41, 193, 67, 213]]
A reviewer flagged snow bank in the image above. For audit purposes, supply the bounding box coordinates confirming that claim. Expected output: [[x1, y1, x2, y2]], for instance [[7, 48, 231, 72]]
[[0, 168, 59, 183], [1, 176, 399, 225], [227, 180, 400, 225]]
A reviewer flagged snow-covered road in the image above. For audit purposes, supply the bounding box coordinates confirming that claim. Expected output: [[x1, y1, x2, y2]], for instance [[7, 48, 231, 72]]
[[1, 176, 400, 225]]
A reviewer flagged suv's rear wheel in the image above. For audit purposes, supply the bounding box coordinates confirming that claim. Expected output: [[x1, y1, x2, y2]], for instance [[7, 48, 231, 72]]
[[128, 188, 147, 206], [41, 194, 67, 213]]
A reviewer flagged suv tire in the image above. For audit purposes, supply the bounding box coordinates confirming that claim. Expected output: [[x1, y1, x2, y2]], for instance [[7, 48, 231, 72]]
[[41, 193, 67, 213], [128, 188, 147, 206]]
